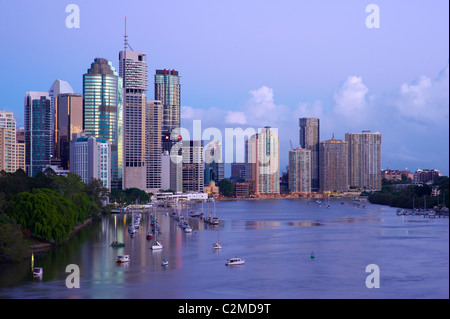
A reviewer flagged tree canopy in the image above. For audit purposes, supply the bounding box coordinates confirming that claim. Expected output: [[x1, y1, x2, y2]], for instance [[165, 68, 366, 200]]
[[0, 169, 110, 258]]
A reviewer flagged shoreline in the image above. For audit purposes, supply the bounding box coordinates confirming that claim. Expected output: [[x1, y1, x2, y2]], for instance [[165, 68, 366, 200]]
[[29, 215, 97, 253], [215, 192, 364, 202]]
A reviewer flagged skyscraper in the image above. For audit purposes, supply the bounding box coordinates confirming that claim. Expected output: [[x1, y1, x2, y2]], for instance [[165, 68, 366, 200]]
[[145, 100, 162, 193], [246, 127, 280, 194], [299, 118, 320, 192], [182, 140, 204, 193], [155, 69, 181, 135], [155, 69, 182, 192], [319, 136, 348, 192], [204, 140, 224, 185], [55, 93, 83, 169], [288, 147, 311, 194], [83, 58, 123, 189], [119, 50, 148, 190], [70, 133, 111, 190], [49, 79, 75, 161], [24, 92, 52, 176], [345, 131, 382, 190], [0, 110, 22, 173]]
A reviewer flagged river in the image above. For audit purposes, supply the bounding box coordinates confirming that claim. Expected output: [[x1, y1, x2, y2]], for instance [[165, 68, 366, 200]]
[[0, 199, 448, 299]]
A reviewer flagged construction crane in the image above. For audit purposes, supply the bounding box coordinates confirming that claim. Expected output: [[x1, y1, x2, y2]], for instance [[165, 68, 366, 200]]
[[290, 140, 294, 150]]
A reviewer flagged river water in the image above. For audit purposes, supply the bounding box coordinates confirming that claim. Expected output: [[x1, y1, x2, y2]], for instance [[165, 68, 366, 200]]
[[0, 199, 448, 299]]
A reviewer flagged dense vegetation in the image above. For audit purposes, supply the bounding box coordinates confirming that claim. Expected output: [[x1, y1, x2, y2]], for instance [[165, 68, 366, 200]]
[[110, 187, 150, 205], [218, 179, 235, 197], [368, 176, 449, 209], [0, 168, 109, 263]]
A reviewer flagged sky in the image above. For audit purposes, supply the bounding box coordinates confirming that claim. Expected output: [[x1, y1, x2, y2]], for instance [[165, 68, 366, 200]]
[[0, 0, 448, 176]]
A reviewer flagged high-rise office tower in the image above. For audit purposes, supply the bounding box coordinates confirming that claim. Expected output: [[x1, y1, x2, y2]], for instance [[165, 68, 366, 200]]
[[83, 58, 123, 189], [24, 92, 52, 177], [70, 132, 111, 190], [155, 69, 181, 139], [299, 118, 320, 192], [49, 79, 75, 161], [119, 50, 148, 190], [204, 141, 224, 185], [182, 140, 204, 193], [145, 100, 162, 193], [345, 131, 382, 190], [246, 127, 280, 194], [155, 69, 182, 192], [55, 93, 83, 170], [319, 136, 348, 192], [288, 147, 311, 194]]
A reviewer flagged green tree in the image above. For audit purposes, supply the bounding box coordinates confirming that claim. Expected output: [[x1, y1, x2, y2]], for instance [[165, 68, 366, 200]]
[[0, 223, 30, 263], [218, 179, 235, 197]]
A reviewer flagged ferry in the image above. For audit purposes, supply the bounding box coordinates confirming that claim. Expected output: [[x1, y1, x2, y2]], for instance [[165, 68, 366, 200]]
[[225, 257, 245, 265]]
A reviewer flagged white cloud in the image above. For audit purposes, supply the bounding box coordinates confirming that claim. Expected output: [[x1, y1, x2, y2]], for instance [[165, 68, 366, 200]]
[[178, 63, 449, 174], [394, 63, 449, 126], [332, 75, 370, 125], [181, 105, 203, 119], [225, 110, 247, 124], [295, 100, 324, 119]]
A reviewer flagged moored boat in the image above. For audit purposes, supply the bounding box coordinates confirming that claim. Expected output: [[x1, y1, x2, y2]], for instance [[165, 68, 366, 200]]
[[116, 255, 130, 263], [33, 267, 43, 278], [184, 225, 193, 233], [225, 257, 245, 265], [110, 241, 125, 248], [151, 241, 163, 250]]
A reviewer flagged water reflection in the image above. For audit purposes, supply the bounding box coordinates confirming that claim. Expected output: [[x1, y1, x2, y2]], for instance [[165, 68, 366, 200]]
[[0, 199, 448, 299], [288, 221, 323, 227]]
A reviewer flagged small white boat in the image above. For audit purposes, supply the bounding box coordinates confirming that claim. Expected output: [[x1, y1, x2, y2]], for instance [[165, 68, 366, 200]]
[[213, 242, 222, 249], [161, 258, 168, 266], [225, 257, 245, 265], [184, 225, 192, 233], [116, 255, 130, 263], [151, 241, 163, 250]]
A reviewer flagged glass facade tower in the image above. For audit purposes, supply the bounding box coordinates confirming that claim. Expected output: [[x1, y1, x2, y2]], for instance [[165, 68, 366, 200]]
[[155, 69, 181, 135], [83, 58, 123, 189], [24, 92, 52, 176]]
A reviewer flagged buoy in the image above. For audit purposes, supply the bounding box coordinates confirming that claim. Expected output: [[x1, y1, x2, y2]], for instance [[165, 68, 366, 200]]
[[310, 251, 315, 259]]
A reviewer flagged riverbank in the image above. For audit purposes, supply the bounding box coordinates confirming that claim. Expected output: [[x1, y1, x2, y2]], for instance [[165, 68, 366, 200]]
[[216, 191, 363, 202], [28, 215, 97, 253]]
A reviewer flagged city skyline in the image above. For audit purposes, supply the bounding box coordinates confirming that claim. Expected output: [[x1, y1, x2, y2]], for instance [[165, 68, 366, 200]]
[[0, 0, 448, 175]]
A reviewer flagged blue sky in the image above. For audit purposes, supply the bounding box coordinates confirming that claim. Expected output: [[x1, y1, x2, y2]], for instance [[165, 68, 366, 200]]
[[0, 0, 448, 175]]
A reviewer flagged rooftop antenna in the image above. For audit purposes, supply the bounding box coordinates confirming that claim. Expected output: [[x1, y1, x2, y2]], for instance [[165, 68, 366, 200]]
[[124, 16, 134, 52]]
